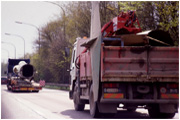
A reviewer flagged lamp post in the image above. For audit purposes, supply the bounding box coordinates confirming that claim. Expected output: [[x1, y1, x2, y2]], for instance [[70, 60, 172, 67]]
[[15, 21, 41, 80], [44, 1, 66, 41], [45, 1, 68, 83], [15, 21, 41, 54], [2, 41, 16, 59], [5, 33, 25, 59]]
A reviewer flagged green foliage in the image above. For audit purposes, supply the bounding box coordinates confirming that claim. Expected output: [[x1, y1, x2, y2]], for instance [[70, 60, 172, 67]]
[[115, 1, 179, 45], [66, 1, 91, 38], [155, 1, 179, 45], [30, 19, 67, 83]]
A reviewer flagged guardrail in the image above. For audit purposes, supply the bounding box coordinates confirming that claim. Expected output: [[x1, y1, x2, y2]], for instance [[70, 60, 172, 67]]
[[45, 83, 70, 90]]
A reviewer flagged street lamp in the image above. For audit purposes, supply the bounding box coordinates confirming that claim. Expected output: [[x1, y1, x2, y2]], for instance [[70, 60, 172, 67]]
[[44, 1, 66, 41], [15, 21, 42, 80], [5, 33, 25, 59], [44, 1, 68, 83], [15, 21, 41, 54], [2, 41, 16, 59]]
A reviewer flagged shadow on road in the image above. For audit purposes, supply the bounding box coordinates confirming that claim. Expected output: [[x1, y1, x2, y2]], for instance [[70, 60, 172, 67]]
[[61, 109, 91, 119], [3, 89, 39, 94], [60, 109, 150, 119], [114, 110, 149, 119]]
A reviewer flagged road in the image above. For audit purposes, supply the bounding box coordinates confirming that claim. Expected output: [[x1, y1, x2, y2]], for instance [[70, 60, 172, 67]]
[[1, 85, 179, 119]]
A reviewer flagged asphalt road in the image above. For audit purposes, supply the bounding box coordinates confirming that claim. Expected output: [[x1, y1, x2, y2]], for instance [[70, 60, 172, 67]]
[[1, 85, 179, 119]]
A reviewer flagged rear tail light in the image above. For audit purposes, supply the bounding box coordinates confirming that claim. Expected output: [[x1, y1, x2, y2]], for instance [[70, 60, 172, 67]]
[[103, 83, 120, 93], [35, 87, 42, 90], [160, 83, 179, 99], [103, 83, 124, 99], [12, 86, 19, 90], [103, 83, 119, 88], [104, 88, 119, 93], [161, 94, 179, 99], [39, 87, 42, 90], [168, 83, 178, 89], [168, 83, 179, 94], [104, 93, 124, 99]]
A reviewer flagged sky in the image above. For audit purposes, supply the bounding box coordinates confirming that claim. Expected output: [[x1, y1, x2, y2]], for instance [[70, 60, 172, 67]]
[[1, 1, 63, 63]]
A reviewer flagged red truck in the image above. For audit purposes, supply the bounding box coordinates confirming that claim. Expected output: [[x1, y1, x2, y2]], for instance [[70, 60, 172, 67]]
[[69, 2, 178, 118]]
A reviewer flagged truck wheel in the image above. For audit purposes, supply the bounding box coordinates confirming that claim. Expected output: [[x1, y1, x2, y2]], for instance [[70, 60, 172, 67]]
[[89, 85, 101, 118], [11, 85, 15, 92], [160, 113, 176, 118], [148, 104, 160, 118], [148, 104, 176, 118], [7, 81, 11, 91], [73, 86, 85, 111]]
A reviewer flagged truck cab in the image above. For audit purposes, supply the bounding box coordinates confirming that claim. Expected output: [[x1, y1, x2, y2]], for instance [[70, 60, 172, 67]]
[[69, 37, 89, 99]]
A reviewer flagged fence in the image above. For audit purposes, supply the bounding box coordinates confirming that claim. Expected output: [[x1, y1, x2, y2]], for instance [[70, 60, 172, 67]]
[[45, 83, 70, 90]]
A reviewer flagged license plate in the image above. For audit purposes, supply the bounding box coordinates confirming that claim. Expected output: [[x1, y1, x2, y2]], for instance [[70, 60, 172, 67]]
[[20, 88, 27, 90], [28, 88, 34, 90]]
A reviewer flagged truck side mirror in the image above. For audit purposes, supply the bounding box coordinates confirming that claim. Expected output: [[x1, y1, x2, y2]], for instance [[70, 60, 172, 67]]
[[65, 47, 70, 57]]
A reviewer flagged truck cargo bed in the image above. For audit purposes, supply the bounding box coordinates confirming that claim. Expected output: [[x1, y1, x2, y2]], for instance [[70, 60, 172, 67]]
[[101, 45, 179, 82]]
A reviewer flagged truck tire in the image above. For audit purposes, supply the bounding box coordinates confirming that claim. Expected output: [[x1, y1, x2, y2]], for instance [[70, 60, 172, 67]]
[[89, 85, 101, 118], [148, 104, 176, 118], [7, 81, 11, 91], [11, 85, 15, 92], [73, 86, 85, 111]]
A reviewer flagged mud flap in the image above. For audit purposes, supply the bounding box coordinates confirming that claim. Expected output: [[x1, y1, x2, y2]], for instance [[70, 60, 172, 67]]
[[159, 104, 177, 113], [98, 103, 117, 113]]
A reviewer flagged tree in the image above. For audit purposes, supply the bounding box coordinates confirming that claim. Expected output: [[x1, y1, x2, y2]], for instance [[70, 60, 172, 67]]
[[156, 1, 179, 45]]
